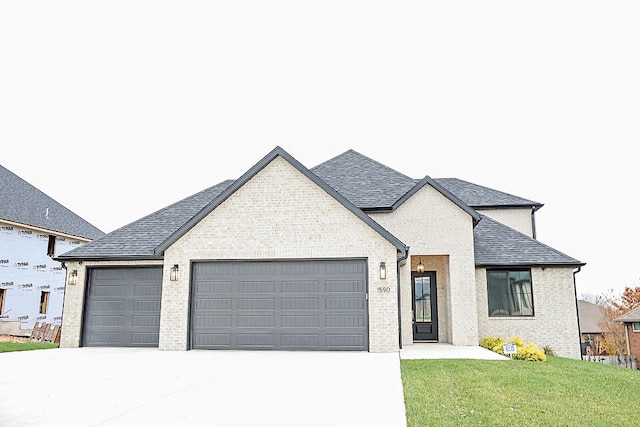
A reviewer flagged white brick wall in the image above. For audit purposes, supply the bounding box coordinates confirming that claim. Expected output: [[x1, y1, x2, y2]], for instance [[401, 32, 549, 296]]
[[370, 184, 479, 346], [476, 208, 533, 237], [476, 267, 581, 359], [163, 156, 400, 352]]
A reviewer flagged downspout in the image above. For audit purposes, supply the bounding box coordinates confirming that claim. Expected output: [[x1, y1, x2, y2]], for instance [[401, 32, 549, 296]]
[[531, 206, 537, 239], [397, 246, 409, 350], [572, 266, 583, 360], [624, 322, 631, 357]]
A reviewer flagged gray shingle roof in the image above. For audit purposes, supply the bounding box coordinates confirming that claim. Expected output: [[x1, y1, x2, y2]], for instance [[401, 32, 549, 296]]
[[616, 306, 640, 323], [56, 180, 235, 260], [0, 164, 105, 240], [435, 178, 543, 209], [311, 149, 417, 209], [474, 216, 583, 267], [578, 301, 605, 334], [311, 150, 542, 210]]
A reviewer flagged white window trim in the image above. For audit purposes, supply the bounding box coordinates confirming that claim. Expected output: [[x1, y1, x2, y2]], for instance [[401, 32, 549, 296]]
[[632, 322, 640, 332]]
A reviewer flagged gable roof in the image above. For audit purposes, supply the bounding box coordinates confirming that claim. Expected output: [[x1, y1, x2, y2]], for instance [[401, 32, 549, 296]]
[[474, 216, 583, 267], [578, 301, 605, 334], [155, 146, 408, 256], [0, 164, 105, 240], [58, 147, 409, 260], [434, 178, 543, 210], [311, 149, 480, 221], [56, 180, 235, 260], [616, 306, 640, 323]]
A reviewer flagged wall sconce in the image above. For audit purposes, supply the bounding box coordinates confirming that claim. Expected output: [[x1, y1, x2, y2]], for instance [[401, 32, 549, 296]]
[[417, 259, 425, 273], [170, 264, 179, 281], [379, 262, 386, 280], [68, 270, 78, 286]]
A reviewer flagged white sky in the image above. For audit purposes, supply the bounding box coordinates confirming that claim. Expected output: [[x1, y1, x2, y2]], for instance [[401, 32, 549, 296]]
[[1, 2, 638, 298]]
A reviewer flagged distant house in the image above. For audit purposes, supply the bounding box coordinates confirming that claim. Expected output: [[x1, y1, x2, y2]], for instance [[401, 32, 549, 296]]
[[0, 165, 104, 335], [56, 147, 585, 358], [577, 301, 606, 355], [616, 306, 640, 366]]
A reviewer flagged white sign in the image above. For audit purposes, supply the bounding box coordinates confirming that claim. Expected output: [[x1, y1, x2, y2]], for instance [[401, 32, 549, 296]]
[[503, 343, 517, 355]]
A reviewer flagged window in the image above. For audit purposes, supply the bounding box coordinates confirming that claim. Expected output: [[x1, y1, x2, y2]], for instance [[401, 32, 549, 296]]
[[47, 235, 56, 257], [633, 322, 640, 332], [487, 269, 534, 317], [39, 291, 50, 314]]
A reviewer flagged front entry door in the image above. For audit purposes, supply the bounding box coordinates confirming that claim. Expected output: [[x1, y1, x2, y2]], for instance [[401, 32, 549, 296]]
[[412, 272, 438, 341]]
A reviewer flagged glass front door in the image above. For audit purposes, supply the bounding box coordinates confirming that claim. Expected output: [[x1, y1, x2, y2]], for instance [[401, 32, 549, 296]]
[[412, 272, 438, 341]]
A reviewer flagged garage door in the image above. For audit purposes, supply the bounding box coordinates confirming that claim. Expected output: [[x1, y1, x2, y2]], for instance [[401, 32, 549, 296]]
[[191, 260, 368, 351], [83, 267, 162, 347]]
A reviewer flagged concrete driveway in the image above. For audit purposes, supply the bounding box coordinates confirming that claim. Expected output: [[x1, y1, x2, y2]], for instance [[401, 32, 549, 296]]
[[0, 347, 407, 427]]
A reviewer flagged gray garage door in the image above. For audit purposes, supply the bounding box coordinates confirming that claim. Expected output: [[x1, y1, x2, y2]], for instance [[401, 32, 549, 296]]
[[83, 267, 162, 347], [191, 259, 368, 351]]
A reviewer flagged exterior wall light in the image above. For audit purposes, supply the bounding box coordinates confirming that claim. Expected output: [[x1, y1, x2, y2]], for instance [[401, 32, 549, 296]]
[[379, 262, 386, 280], [417, 259, 425, 273], [170, 264, 179, 281], [68, 270, 78, 286]]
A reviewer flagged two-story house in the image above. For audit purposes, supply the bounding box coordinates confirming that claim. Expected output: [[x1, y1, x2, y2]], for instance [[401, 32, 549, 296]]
[[56, 147, 584, 358]]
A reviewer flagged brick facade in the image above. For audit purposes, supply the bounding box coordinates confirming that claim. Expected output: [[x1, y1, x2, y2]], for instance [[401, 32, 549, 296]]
[[626, 323, 640, 362], [371, 185, 479, 347], [476, 266, 581, 359], [162, 156, 400, 352]]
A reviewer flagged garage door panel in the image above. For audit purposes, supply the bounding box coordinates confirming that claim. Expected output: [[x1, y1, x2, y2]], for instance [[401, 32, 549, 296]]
[[197, 281, 233, 293], [281, 315, 319, 328], [194, 333, 231, 347], [238, 281, 275, 293], [281, 298, 319, 310], [237, 333, 274, 347], [131, 332, 159, 345], [326, 298, 365, 310], [326, 280, 365, 293], [282, 281, 319, 293], [83, 267, 162, 347], [93, 285, 126, 297], [191, 260, 368, 351], [281, 334, 319, 348], [238, 298, 275, 310]]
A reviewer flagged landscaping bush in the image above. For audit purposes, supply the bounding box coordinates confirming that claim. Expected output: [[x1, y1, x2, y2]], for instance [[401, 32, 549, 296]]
[[480, 335, 547, 362]]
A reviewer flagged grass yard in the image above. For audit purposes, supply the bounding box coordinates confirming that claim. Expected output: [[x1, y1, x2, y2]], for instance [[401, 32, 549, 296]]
[[401, 356, 640, 426], [0, 342, 59, 353]]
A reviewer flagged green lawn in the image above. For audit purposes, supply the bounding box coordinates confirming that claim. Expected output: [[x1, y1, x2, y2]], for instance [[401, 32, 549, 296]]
[[401, 356, 640, 427], [0, 342, 59, 353]]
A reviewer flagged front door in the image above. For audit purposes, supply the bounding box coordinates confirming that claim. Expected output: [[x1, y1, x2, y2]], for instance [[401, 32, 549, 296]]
[[412, 272, 438, 341]]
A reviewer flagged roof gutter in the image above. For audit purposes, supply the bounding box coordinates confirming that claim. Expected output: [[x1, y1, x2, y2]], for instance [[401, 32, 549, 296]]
[[572, 266, 583, 360], [397, 246, 409, 350]]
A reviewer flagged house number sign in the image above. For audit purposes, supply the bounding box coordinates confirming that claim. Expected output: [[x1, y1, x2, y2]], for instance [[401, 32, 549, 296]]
[[377, 286, 391, 293]]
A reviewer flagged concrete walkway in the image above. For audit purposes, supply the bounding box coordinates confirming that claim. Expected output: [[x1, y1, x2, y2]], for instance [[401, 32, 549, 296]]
[[0, 348, 407, 427], [400, 343, 509, 360]]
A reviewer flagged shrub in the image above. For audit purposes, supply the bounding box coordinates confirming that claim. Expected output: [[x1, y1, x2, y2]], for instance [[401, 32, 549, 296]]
[[543, 345, 555, 356], [479, 335, 547, 362]]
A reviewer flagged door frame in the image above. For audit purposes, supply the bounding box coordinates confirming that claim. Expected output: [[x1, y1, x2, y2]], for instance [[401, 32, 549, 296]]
[[411, 271, 438, 342]]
